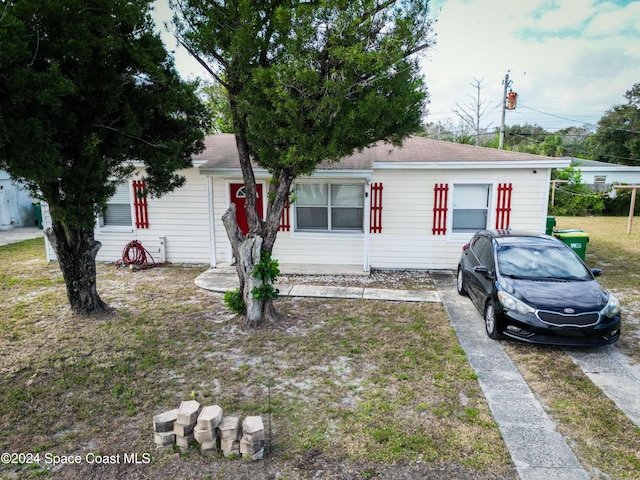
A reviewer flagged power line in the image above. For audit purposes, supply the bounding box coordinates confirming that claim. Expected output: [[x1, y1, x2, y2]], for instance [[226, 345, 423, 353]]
[[518, 104, 595, 127]]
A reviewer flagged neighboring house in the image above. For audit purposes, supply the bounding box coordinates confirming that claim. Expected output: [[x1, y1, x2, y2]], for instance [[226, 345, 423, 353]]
[[43, 135, 570, 270], [570, 158, 640, 192], [0, 171, 37, 228]]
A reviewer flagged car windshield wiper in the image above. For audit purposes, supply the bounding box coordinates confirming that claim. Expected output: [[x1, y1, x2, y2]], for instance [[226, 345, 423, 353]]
[[501, 273, 533, 280], [539, 275, 588, 281]]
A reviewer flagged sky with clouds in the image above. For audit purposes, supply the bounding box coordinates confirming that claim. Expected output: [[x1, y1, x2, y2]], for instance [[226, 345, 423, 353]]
[[423, 0, 640, 133], [154, 0, 640, 134]]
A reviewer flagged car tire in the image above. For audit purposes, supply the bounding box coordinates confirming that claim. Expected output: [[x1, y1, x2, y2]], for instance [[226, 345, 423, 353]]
[[484, 300, 504, 340], [456, 266, 467, 296]]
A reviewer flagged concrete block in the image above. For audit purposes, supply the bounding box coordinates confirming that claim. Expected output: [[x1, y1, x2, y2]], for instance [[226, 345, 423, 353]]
[[200, 440, 218, 451], [153, 409, 178, 433], [154, 431, 176, 446], [242, 429, 265, 443], [177, 400, 201, 426], [217, 416, 240, 440], [197, 405, 223, 431], [242, 416, 264, 435], [240, 436, 265, 455], [173, 422, 194, 437], [242, 446, 265, 460], [195, 427, 216, 444], [220, 438, 240, 458], [175, 434, 195, 449]]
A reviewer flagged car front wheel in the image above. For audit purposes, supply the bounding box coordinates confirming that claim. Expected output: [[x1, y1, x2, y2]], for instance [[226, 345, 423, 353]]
[[456, 266, 467, 296], [484, 300, 504, 340]]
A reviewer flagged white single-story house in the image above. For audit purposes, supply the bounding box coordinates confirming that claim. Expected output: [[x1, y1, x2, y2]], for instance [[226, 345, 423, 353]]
[[570, 158, 640, 192], [0, 170, 38, 228], [43, 134, 570, 270]]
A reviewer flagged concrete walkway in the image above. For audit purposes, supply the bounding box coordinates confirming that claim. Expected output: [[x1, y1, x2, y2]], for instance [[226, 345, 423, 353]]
[[430, 271, 590, 480], [195, 267, 441, 303], [566, 346, 640, 428], [0, 226, 43, 246]]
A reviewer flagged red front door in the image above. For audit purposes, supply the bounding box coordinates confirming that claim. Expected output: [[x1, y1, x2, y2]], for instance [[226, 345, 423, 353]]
[[230, 183, 263, 235]]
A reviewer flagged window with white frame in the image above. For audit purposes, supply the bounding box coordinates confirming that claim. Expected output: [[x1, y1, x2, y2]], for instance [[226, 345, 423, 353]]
[[295, 183, 364, 232], [452, 184, 491, 233], [101, 182, 132, 227]]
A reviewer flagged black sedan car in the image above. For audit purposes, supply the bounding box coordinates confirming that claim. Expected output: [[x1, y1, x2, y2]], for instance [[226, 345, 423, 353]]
[[457, 230, 621, 347]]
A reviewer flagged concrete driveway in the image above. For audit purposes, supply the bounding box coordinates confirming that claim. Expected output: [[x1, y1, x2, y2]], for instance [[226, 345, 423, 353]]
[[0, 226, 43, 247]]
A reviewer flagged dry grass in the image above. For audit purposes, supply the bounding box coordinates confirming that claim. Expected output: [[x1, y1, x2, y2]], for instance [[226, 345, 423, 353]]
[[555, 216, 640, 362], [3, 215, 639, 479], [0, 238, 515, 480], [504, 342, 640, 479], [504, 216, 640, 479]]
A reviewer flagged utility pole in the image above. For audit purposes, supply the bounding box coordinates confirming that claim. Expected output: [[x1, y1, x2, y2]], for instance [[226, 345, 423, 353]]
[[499, 70, 512, 150]]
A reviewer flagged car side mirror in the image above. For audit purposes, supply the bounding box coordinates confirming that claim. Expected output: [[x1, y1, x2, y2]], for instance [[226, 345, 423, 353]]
[[591, 268, 602, 277], [473, 265, 494, 279]]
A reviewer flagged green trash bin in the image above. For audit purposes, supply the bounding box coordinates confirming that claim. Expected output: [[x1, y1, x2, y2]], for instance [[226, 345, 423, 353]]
[[33, 202, 43, 229], [554, 229, 589, 261], [545, 216, 556, 235]]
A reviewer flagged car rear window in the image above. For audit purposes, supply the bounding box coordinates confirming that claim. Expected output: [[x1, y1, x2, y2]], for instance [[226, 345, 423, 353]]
[[496, 245, 591, 281]]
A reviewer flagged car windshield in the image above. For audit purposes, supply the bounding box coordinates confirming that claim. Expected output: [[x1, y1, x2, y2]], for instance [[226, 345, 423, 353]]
[[497, 244, 592, 281]]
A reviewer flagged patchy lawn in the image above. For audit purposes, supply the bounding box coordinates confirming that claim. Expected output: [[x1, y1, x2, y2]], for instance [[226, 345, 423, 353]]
[[554, 216, 640, 363], [504, 216, 640, 479], [0, 238, 515, 480]]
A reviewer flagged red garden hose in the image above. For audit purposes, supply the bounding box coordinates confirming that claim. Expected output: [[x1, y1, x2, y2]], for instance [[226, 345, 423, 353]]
[[118, 240, 169, 269]]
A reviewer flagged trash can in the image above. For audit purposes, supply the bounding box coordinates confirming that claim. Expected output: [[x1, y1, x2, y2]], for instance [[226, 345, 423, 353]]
[[554, 229, 589, 261], [33, 202, 43, 229], [545, 216, 556, 235]]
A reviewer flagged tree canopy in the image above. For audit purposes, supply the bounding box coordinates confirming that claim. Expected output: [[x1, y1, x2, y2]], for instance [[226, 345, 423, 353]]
[[589, 83, 640, 166], [0, 0, 209, 313], [173, 0, 434, 325]]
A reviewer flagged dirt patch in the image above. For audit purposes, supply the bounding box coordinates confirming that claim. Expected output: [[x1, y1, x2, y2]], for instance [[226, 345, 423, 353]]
[[0, 244, 516, 480]]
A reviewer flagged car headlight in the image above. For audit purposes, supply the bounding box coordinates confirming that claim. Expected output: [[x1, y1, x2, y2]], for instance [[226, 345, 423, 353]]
[[498, 291, 536, 315], [601, 293, 621, 318]]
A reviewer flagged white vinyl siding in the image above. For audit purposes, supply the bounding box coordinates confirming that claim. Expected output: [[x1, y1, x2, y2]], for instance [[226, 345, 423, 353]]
[[368, 169, 553, 270], [91, 169, 211, 264], [452, 184, 491, 233]]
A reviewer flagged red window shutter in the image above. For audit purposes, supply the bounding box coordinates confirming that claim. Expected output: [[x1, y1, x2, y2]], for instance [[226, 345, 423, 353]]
[[495, 183, 513, 230], [370, 182, 383, 233], [278, 199, 290, 232], [133, 180, 149, 229], [433, 183, 449, 235]]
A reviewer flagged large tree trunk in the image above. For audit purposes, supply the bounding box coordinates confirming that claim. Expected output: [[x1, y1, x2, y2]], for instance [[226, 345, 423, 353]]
[[222, 204, 277, 327], [44, 219, 110, 314]]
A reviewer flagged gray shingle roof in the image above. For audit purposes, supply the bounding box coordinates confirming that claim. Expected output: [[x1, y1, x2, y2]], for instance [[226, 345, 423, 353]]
[[197, 134, 567, 171]]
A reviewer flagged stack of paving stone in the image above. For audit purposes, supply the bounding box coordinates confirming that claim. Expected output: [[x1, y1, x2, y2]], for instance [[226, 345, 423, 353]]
[[153, 408, 178, 450], [217, 415, 241, 458], [153, 401, 266, 460], [240, 416, 266, 460], [194, 405, 223, 456], [174, 400, 201, 451]]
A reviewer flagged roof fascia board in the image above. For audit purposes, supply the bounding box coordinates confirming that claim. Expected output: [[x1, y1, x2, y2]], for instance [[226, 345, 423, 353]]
[[578, 165, 640, 171], [373, 160, 571, 170], [199, 167, 373, 179]]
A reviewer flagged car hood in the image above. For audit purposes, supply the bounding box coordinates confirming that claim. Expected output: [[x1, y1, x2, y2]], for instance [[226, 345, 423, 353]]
[[500, 277, 608, 313]]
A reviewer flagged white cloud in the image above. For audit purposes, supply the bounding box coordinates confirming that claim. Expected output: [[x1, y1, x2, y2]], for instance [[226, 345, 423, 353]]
[[423, 0, 640, 131], [153, 0, 640, 132]]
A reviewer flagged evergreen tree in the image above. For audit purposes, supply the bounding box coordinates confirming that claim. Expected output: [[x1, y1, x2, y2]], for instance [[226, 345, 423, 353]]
[[173, 0, 434, 326], [0, 0, 209, 313], [590, 83, 640, 165]]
